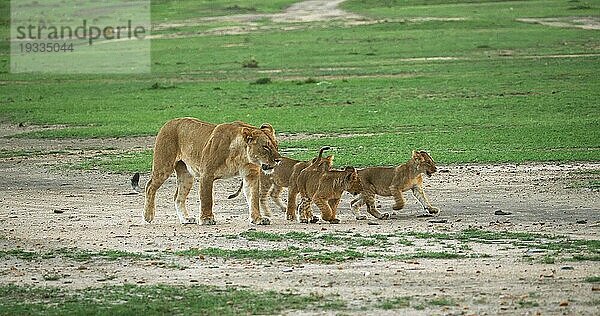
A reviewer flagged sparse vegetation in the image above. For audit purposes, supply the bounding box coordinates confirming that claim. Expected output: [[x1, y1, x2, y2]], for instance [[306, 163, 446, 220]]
[[0, 284, 345, 315]]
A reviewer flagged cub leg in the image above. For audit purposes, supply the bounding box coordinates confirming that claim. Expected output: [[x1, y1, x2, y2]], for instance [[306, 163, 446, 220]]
[[174, 161, 197, 224], [392, 191, 406, 211], [350, 194, 367, 220], [364, 192, 390, 220], [286, 182, 299, 221], [411, 184, 439, 214], [315, 196, 339, 224], [297, 197, 313, 223], [243, 167, 270, 225], [269, 184, 286, 212], [259, 176, 273, 218]]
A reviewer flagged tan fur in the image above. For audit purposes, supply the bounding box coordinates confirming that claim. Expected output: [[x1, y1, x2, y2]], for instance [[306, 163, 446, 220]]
[[144, 117, 281, 225], [297, 165, 363, 224], [351, 151, 438, 220], [228, 156, 301, 217], [286, 148, 333, 221]]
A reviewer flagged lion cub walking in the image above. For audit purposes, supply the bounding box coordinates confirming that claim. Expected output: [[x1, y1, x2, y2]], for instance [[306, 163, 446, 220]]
[[296, 159, 363, 224], [351, 151, 439, 219]]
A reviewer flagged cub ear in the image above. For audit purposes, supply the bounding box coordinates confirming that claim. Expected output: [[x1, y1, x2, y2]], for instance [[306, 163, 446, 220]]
[[242, 127, 254, 144], [325, 155, 334, 162], [260, 123, 275, 137]]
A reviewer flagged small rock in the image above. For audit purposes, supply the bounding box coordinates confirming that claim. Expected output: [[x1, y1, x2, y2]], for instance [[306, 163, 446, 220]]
[[559, 300, 569, 307], [576, 220, 587, 224], [429, 219, 448, 224], [53, 210, 65, 214], [560, 266, 574, 270], [282, 268, 293, 273], [494, 210, 512, 216], [367, 221, 380, 225]]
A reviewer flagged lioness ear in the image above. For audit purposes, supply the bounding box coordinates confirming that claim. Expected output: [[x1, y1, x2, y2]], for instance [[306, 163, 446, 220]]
[[242, 127, 253, 144]]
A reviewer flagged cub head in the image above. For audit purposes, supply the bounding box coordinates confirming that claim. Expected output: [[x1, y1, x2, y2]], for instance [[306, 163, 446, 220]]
[[343, 166, 363, 195], [243, 123, 281, 174], [412, 150, 437, 177]]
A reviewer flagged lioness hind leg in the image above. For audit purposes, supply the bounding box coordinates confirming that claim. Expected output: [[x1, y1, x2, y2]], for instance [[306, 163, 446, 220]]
[[297, 197, 314, 223], [174, 161, 197, 224], [144, 171, 171, 223]]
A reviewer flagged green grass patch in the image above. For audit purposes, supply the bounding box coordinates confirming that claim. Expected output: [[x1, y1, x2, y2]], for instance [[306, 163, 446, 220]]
[[0, 248, 153, 262], [377, 297, 411, 310], [585, 276, 600, 283], [1, 1, 598, 166], [0, 283, 345, 315]]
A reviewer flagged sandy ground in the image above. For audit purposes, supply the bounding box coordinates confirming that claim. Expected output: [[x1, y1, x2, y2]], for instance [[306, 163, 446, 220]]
[[0, 127, 599, 314]]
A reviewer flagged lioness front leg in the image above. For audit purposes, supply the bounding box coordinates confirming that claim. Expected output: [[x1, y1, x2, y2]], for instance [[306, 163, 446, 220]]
[[269, 185, 286, 213], [199, 175, 217, 225], [411, 185, 439, 215], [243, 167, 270, 225]]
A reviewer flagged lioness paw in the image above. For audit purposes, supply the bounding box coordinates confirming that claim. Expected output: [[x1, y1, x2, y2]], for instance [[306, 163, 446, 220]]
[[201, 218, 217, 225], [253, 217, 271, 225], [355, 214, 368, 220], [309, 216, 319, 224], [329, 218, 341, 224]]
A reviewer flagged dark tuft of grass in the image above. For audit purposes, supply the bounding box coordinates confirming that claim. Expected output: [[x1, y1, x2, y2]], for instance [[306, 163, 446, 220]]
[[377, 297, 411, 310], [584, 276, 600, 283], [252, 77, 272, 84]]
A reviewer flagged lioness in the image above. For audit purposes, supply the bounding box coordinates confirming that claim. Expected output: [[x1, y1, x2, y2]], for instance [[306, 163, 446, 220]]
[[350, 150, 439, 220], [297, 166, 363, 224], [143, 117, 281, 225]]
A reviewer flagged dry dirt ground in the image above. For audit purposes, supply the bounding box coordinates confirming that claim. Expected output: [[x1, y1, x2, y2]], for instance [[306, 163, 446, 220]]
[[0, 126, 599, 315]]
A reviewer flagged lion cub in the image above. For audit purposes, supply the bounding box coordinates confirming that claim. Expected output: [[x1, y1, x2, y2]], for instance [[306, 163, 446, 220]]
[[351, 150, 439, 219], [297, 165, 363, 224], [286, 147, 334, 221], [230, 146, 334, 221]]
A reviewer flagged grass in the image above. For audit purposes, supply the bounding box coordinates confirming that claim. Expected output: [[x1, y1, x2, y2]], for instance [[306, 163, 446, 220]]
[[377, 297, 411, 310], [0, 248, 154, 262], [585, 276, 600, 283], [1, 1, 598, 167], [0, 283, 345, 315]]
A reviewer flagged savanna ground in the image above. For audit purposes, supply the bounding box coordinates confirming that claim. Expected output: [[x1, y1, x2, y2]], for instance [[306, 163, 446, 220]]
[[0, 0, 599, 314]]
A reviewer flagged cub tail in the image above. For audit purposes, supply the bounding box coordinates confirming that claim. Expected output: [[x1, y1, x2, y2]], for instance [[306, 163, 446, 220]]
[[227, 181, 244, 199]]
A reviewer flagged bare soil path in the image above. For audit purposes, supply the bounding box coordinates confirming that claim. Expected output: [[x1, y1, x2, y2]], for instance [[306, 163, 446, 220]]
[[0, 132, 599, 314]]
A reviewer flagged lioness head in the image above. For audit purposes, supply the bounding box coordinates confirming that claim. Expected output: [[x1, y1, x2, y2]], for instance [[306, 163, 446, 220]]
[[343, 166, 363, 195], [243, 123, 281, 174], [412, 150, 437, 177]]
